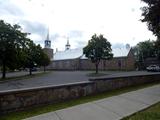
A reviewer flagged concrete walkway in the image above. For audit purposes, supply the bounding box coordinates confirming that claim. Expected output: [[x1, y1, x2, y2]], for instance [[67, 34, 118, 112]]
[[25, 84, 160, 120]]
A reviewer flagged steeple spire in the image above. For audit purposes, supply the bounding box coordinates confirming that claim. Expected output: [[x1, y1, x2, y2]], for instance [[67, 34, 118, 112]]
[[65, 37, 70, 50], [46, 28, 49, 40], [67, 38, 69, 45], [44, 28, 51, 48]]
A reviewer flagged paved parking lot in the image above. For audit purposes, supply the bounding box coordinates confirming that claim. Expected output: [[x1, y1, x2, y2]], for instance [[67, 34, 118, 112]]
[[0, 71, 90, 91], [0, 71, 159, 91]]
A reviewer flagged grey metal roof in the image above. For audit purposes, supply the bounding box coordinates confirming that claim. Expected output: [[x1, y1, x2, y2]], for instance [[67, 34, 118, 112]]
[[112, 48, 130, 57], [53, 48, 83, 60], [53, 47, 131, 61]]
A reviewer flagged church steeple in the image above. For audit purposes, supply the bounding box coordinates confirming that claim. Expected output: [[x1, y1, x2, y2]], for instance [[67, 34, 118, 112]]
[[43, 28, 54, 59], [44, 29, 51, 48], [65, 37, 70, 50], [47, 29, 49, 40]]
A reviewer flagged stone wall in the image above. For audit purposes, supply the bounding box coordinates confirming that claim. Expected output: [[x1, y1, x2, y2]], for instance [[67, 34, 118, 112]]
[[97, 49, 135, 70], [50, 50, 135, 70], [126, 49, 135, 70], [80, 55, 135, 71], [0, 82, 96, 114], [79, 59, 96, 70], [51, 56, 135, 71], [49, 48, 135, 70], [43, 48, 54, 59], [51, 59, 80, 70], [99, 57, 127, 70], [90, 74, 160, 92], [1, 74, 159, 114]]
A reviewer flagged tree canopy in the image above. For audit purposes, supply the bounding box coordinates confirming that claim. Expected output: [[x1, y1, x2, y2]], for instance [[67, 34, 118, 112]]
[[24, 42, 50, 74], [0, 20, 29, 78], [39, 51, 50, 72], [133, 40, 158, 69], [141, 0, 160, 60], [0, 20, 50, 78], [141, 0, 160, 38], [83, 34, 113, 73], [135, 40, 156, 61]]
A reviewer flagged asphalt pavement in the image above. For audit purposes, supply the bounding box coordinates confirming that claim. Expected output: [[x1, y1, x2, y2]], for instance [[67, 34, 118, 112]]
[[0, 71, 160, 91]]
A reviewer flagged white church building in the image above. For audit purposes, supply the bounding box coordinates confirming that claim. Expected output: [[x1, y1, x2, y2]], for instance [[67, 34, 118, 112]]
[[43, 33, 135, 70]]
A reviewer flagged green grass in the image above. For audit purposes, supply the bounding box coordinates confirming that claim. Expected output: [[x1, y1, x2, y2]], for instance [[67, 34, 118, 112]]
[[122, 102, 160, 120], [0, 71, 50, 82], [0, 82, 160, 120]]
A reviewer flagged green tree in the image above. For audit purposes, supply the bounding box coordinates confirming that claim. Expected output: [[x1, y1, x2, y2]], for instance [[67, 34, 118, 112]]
[[135, 40, 156, 61], [141, 0, 160, 38], [39, 51, 50, 72], [0, 20, 50, 78], [24, 42, 41, 75], [24, 42, 50, 75], [83, 34, 113, 74], [133, 40, 156, 69], [155, 39, 160, 59], [141, 0, 160, 59], [0, 20, 29, 79]]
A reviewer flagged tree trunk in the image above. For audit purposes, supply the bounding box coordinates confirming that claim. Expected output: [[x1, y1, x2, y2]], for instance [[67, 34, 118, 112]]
[[29, 68, 32, 75], [95, 62, 99, 74], [2, 60, 6, 79], [44, 66, 46, 72]]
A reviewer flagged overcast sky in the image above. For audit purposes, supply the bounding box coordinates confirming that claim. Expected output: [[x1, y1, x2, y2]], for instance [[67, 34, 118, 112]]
[[0, 0, 156, 51]]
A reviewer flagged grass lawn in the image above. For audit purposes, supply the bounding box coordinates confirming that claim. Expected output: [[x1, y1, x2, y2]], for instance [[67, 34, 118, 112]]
[[0, 82, 160, 120], [122, 102, 160, 120]]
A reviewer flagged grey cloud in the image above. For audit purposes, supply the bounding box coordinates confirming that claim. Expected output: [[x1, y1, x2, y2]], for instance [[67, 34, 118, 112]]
[[20, 20, 47, 37], [112, 43, 125, 49], [35, 40, 44, 45], [50, 33, 61, 40], [0, 1, 24, 16], [69, 30, 83, 38], [50, 34, 70, 43], [75, 40, 87, 48], [50, 34, 64, 44]]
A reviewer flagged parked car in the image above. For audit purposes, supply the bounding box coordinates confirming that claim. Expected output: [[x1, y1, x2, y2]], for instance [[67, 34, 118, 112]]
[[146, 65, 160, 72]]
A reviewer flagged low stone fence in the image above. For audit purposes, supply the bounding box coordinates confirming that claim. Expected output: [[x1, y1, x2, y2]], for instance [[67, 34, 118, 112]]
[[0, 82, 96, 114], [0, 74, 160, 114], [90, 74, 160, 92]]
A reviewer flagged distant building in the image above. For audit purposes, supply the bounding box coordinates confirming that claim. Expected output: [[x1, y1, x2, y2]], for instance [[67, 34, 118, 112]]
[[43, 32, 135, 70], [45, 48, 134, 71]]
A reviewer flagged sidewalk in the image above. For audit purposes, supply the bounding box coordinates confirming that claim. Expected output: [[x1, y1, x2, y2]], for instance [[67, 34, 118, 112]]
[[25, 84, 160, 120]]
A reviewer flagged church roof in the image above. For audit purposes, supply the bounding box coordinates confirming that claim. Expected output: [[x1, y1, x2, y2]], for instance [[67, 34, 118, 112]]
[[112, 48, 131, 57], [53, 48, 84, 60], [53, 47, 131, 61]]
